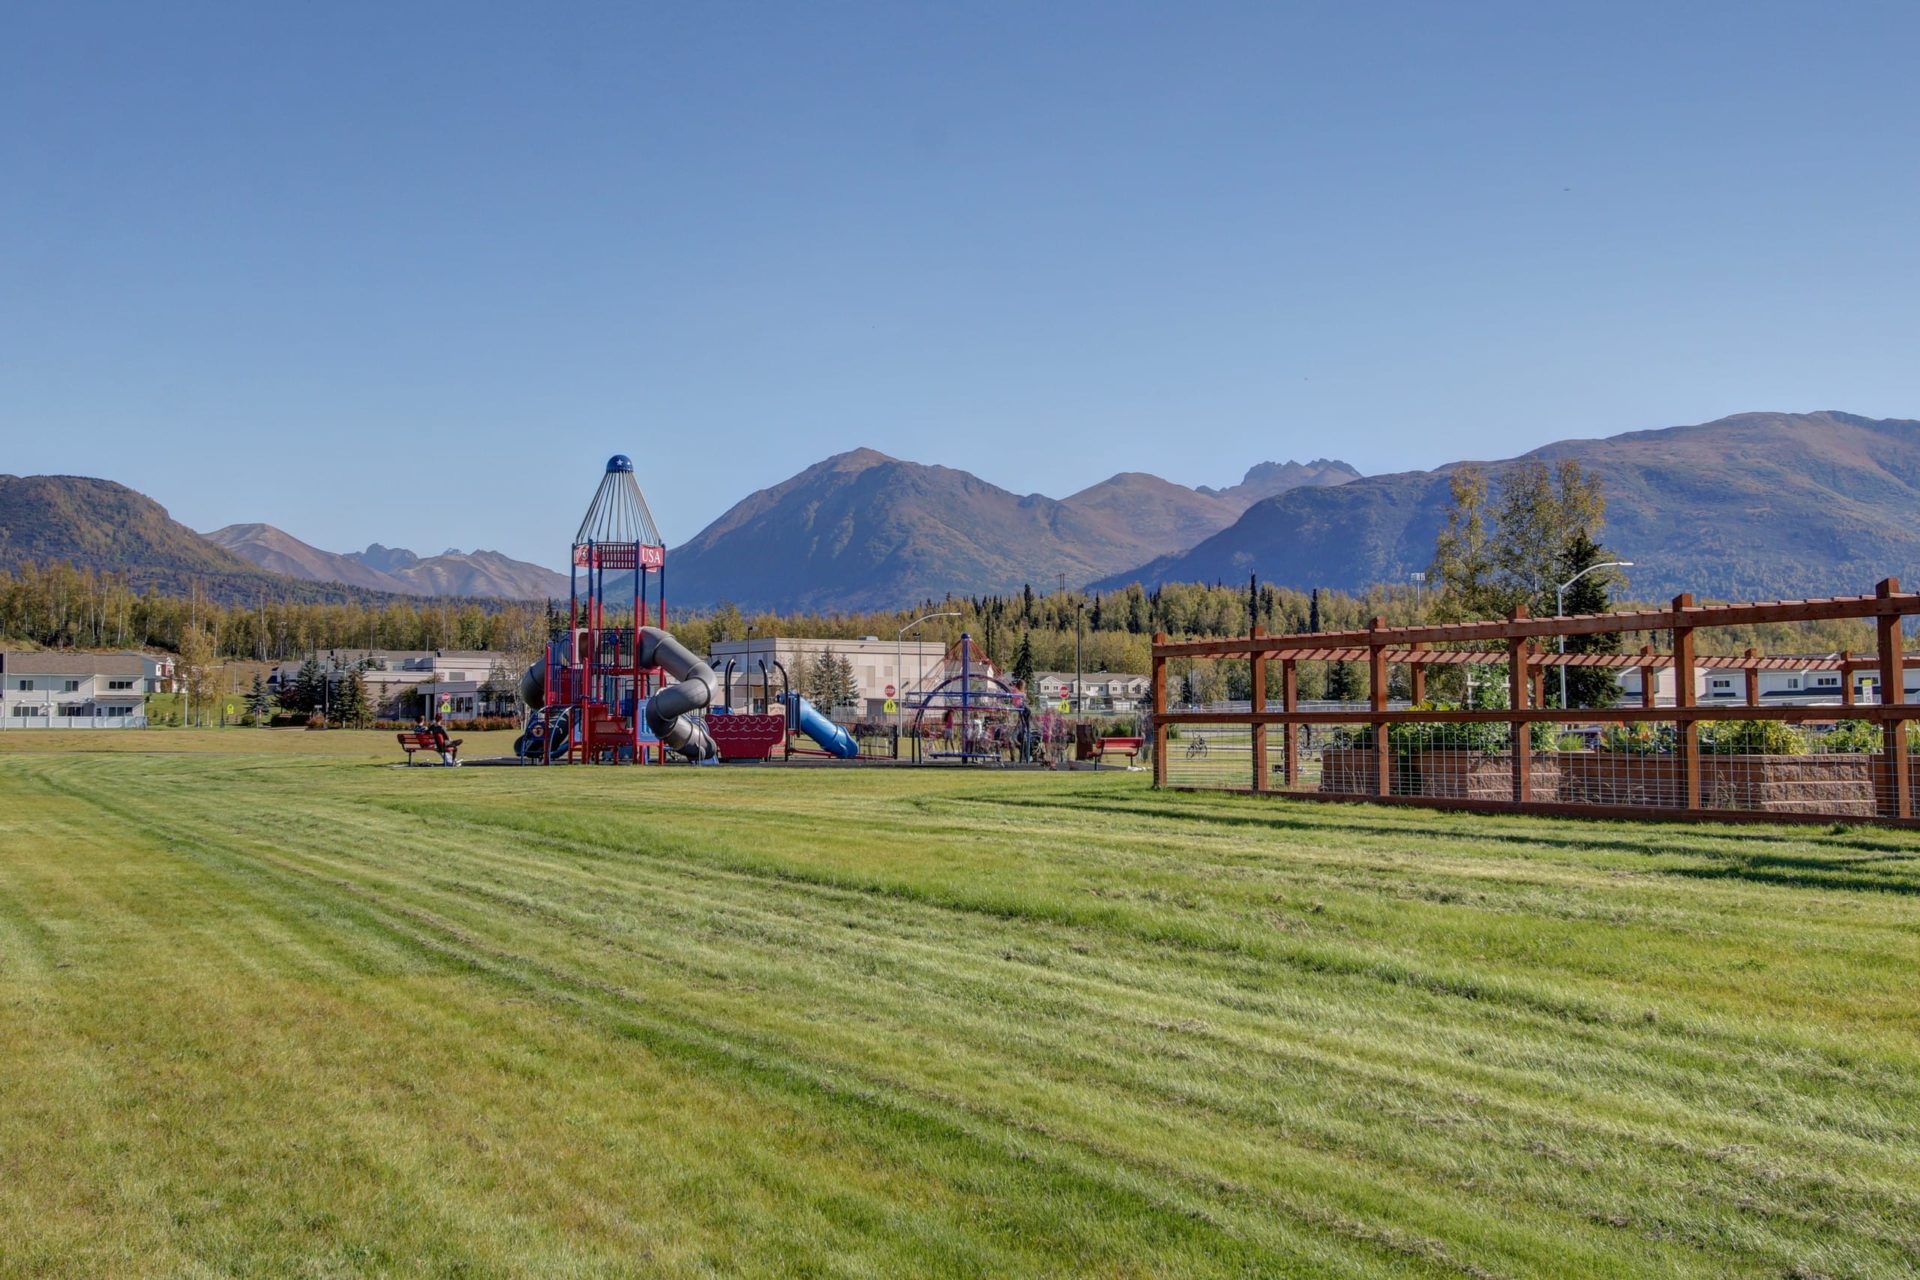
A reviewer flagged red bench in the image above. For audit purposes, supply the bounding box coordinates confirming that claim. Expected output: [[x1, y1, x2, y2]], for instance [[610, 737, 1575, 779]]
[[397, 731, 462, 764], [1091, 736, 1144, 768]]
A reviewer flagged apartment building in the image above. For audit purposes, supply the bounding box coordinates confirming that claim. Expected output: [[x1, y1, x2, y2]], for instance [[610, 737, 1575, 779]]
[[0, 651, 173, 728]]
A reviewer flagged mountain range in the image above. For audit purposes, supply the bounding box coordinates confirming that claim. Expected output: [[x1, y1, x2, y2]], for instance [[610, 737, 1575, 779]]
[[203, 525, 568, 600], [8, 411, 1919, 613], [665, 450, 1358, 611], [1091, 411, 1920, 602]]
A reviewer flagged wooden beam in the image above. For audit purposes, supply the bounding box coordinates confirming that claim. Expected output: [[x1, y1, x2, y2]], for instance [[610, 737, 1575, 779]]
[[1841, 650, 1856, 707], [1877, 580, 1911, 820], [1509, 609, 1530, 803], [1151, 586, 1920, 658], [1674, 594, 1699, 811], [1249, 627, 1268, 793], [1369, 617, 1390, 799], [1639, 644, 1658, 709], [1744, 648, 1760, 706], [1154, 704, 1920, 727], [1282, 659, 1299, 786], [1151, 634, 1168, 788]]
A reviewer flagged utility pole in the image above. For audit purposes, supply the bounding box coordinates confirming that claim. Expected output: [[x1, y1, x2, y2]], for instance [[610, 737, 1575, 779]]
[[1074, 599, 1085, 715]]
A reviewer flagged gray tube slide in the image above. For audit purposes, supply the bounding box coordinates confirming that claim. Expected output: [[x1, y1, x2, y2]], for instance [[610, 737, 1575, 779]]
[[636, 626, 719, 761], [517, 628, 718, 762]]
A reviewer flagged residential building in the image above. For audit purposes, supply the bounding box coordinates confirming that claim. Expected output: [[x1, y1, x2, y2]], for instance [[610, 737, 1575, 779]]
[[1619, 661, 1911, 707], [269, 649, 518, 719], [1033, 671, 1150, 711], [0, 651, 170, 728]]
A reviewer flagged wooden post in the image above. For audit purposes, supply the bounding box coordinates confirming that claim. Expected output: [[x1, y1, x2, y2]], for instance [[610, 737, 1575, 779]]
[[1249, 627, 1268, 793], [1282, 659, 1299, 786], [1673, 593, 1699, 810], [1639, 643, 1657, 708], [1369, 617, 1390, 797], [1509, 607, 1530, 803], [1151, 634, 1168, 788], [1875, 580, 1910, 819], [1531, 667, 1546, 711], [1409, 643, 1427, 705], [1744, 647, 1760, 706], [1841, 650, 1856, 708]]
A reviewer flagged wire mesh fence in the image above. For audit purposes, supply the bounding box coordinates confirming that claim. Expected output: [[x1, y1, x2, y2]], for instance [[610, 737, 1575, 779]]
[[1151, 581, 1920, 826]]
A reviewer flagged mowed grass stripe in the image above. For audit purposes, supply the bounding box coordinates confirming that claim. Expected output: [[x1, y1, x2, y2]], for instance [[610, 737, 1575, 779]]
[[4, 741, 1918, 1277], [6, 756, 1423, 1277], [26, 752, 1920, 1274], [51, 761, 1540, 1275]]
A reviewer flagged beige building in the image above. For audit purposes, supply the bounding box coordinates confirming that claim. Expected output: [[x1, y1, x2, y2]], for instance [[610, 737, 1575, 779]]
[[0, 651, 173, 728], [1033, 671, 1150, 712], [708, 636, 950, 718]]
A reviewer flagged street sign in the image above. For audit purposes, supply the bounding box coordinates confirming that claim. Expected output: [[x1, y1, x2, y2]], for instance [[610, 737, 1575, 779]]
[[883, 699, 898, 714], [884, 683, 896, 697], [1056, 699, 1071, 713]]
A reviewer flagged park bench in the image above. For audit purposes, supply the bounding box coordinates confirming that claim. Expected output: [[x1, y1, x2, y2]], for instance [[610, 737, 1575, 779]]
[[396, 731, 462, 765], [1091, 735, 1145, 769]]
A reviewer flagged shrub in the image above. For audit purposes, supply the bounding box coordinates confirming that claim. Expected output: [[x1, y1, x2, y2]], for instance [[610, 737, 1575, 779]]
[[1700, 719, 1806, 755], [1599, 723, 1673, 755], [1819, 719, 1882, 754]]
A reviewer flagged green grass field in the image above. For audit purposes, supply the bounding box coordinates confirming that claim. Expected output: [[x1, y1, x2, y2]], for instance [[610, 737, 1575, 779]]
[[2, 731, 1917, 1277]]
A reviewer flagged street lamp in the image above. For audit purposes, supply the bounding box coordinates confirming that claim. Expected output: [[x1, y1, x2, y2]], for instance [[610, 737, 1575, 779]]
[[897, 611, 960, 737], [1556, 561, 1634, 709], [1073, 599, 1084, 715]]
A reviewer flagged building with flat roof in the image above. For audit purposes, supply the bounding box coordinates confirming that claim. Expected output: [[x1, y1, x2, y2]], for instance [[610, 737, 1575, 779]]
[[707, 636, 950, 719]]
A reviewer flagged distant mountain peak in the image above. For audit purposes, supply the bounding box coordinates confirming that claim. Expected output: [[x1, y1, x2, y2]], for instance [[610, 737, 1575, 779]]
[[1197, 458, 1362, 505], [346, 542, 420, 574]]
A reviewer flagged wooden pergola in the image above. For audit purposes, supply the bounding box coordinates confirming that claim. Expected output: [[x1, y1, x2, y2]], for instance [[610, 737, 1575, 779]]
[[1150, 579, 1920, 823]]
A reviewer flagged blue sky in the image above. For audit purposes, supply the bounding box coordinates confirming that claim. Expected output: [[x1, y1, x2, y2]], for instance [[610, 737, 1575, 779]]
[[4, 1, 1916, 569]]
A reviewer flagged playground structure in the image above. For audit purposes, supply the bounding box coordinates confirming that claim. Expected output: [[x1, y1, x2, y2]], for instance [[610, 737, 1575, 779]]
[[1152, 578, 1920, 827], [512, 455, 870, 765], [902, 635, 1033, 763], [515, 456, 718, 764]]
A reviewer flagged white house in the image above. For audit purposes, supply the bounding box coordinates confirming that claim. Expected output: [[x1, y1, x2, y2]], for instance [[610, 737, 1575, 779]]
[[0, 652, 168, 728], [1033, 672, 1150, 711], [1620, 661, 1916, 707]]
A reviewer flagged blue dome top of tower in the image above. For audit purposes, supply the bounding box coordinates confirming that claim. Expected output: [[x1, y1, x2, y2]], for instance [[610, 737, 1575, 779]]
[[606, 454, 633, 474]]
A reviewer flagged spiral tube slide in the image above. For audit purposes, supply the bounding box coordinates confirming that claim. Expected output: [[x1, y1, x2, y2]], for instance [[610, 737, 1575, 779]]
[[637, 627, 719, 761], [779, 692, 860, 759], [518, 626, 719, 762]]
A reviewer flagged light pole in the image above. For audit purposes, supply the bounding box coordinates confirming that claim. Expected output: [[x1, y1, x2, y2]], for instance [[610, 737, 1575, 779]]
[[1074, 600, 1084, 715], [897, 611, 960, 737], [1556, 561, 1633, 709]]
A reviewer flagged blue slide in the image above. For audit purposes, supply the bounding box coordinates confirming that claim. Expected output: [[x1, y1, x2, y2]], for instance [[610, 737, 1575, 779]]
[[779, 693, 859, 758]]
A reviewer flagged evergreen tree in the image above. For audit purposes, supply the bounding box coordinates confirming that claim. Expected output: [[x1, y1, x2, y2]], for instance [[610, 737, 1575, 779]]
[[244, 673, 275, 726], [1010, 632, 1036, 689], [1326, 660, 1361, 703], [335, 670, 371, 727], [1308, 589, 1321, 635], [1557, 529, 1625, 708], [284, 658, 325, 715]]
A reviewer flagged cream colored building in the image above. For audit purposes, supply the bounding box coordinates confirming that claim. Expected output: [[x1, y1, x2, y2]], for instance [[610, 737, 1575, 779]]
[[708, 636, 951, 718]]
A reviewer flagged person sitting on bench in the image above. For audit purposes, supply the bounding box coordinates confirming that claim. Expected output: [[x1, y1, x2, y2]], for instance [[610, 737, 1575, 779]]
[[429, 717, 459, 767]]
